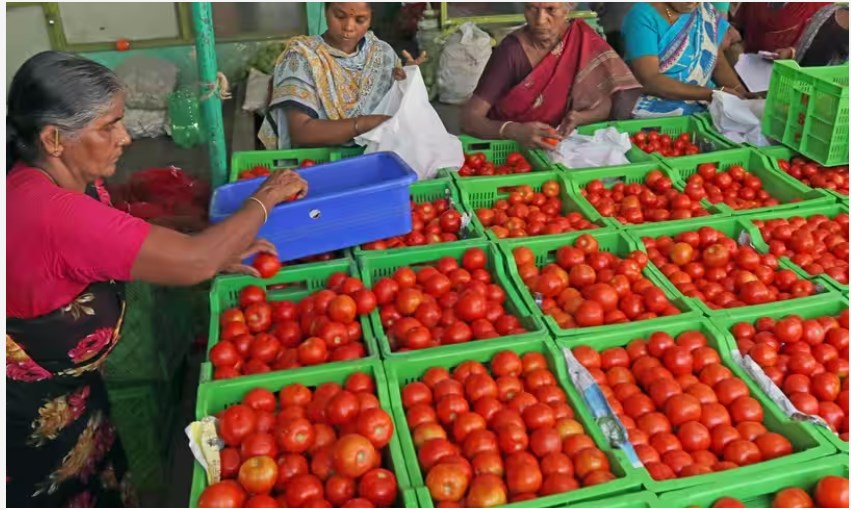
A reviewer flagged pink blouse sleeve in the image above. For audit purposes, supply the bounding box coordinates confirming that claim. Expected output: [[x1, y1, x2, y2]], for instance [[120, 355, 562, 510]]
[[49, 191, 152, 283]]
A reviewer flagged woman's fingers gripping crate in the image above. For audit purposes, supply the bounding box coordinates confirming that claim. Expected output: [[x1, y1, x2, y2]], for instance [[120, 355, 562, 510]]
[[661, 147, 834, 217], [202, 258, 379, 385], [623, 215, 839, 317], [229, 146, 365, 183], [497, 229, 700, 341], [561, 317, 837, 495], [658, 453, 848, 508], [357, 240, 545, 360], [709, 292, 849, 454], [762, 60, 849, 167], [352, 177, 483, 257], [188, 358, 414, 507], [385, 335, 643, 508], [562, 161, 729, 229], [438, 135, 554, 180], [454, 170, 612, 239], [737, 201, 849, 293]]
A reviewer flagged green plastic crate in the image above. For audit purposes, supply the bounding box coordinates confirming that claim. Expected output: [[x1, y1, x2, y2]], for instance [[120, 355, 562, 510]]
[[454, 170, 612, 237], [561, 317, 837, 494], [357, 240, 546, 360], [762, 60, 849, 167], [709, 292, 849, 454], [757, 145, 850, 201], [562, 161, 729, 229], [532, 120, 657, 171], [604, 115, 740, 162], [108, 367, 185, 491], [438, 135, 554, 180], [201, 258, 378, 385], [188, 358, 414, 507], [659, 454, 848, 507], [661, 147, 834, 217], [497, 229, 701, 340], [738, 202, 849, 293], [623, 215, 838, 316], [352, 178, 483, 257], [228, 146, 365, 183], [385, 335, 644, 508]]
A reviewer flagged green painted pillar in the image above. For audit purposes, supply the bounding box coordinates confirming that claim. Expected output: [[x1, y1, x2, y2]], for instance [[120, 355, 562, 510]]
[[192, 2, 227, 187], [306, 2, 328, 36]]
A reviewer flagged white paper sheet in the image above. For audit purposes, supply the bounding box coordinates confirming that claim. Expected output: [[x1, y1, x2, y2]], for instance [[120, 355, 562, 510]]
[[735, 53, 774, 93]]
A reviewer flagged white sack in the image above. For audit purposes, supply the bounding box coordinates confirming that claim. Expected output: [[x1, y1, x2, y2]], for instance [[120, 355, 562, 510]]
[[437, 22, 492, 104], [124, 108, 168, 139], [709, 90, 772, 146], [116, 55, 179, 110]]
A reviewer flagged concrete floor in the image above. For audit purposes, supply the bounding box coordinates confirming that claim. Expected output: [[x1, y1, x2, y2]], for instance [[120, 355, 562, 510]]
[[123, 100, 465, 507]]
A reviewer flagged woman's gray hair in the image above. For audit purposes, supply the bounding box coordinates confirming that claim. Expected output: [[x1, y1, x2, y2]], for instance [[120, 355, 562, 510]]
[[6, 51, 124, 172]]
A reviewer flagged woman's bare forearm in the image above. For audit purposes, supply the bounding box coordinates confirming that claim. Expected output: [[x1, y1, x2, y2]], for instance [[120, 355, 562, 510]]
[[642, 74, 713, 101], [712, 52, 746, 91]]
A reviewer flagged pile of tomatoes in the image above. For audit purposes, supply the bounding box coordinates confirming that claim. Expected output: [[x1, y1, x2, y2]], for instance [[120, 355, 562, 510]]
[[682, 163, 783, 211], [754, 213, 849, 285], [729, 310, 849, 440], [572, 329, 795, 482], [711, 475, 848, 508], [400, 350, 618, 507], [374, 248, 527, 352], [642, 227, 818, 310], [238, 160, 317, 181], [210, 274, 378, 379], [197, 373, 400, 508], [510, 234, 681, 329], [581, 170, 710, 224], [631, 131, 701, 157], [458, 152, 532, 178], [475, 182, 598, 239], [778, 156, 849, 196], [361, 197, 464, 250]]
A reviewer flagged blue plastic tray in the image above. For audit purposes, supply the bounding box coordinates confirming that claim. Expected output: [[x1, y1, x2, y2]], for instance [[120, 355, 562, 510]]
[[210, 152, 417, 262]]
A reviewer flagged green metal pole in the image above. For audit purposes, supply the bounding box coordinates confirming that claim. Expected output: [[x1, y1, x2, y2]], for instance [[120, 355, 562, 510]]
[[192, 2, 227, 187]]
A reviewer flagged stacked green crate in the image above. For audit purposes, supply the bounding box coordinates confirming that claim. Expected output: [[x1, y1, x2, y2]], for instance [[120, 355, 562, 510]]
[[624, 215, 839, 316], [496, 230, 700, 340], [385, 336, 645, 508], [188, 359, 417, 507], [710, 293, 849, 454], [357, 240, 545, 360], [661, 147, 833, 216], [562, 317, 837, 495]]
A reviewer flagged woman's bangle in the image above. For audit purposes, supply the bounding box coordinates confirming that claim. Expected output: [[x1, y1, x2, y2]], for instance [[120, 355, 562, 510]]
[[499, 121, 515, 139], [247, 196, 268, 224]]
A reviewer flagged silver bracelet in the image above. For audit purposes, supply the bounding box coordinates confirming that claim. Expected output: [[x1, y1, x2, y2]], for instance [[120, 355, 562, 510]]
[[499, 121, 515, 139]]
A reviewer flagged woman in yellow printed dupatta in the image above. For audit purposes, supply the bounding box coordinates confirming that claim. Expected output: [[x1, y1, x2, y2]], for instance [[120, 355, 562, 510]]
[[260, 2, 424, 149]]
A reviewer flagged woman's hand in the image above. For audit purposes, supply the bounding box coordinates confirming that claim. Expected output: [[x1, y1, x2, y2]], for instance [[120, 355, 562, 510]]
[[221, 238, 278, 277], [393, 67, 407, 81], [253, 169, 308, 207], [401, 49, 428, 66], [558, 110, 588, 137], [506, 121, 562, 150]]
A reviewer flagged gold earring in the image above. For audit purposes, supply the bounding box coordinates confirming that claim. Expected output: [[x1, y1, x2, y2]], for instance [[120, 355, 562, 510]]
[[54, 129, 61, 156]]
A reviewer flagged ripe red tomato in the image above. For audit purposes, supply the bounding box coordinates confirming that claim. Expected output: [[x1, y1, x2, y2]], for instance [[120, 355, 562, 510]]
[[238, 455, 278, 495], [333, 434, 378, 478], [198, 480, 247, 508]]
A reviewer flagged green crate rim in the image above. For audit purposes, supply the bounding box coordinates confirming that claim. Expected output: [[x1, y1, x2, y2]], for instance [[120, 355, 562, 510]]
[[384, 335, 644, 508], [603, 115, 741, 162], [202, 257, 380, 385], [357, 239, 548, 360], [495, 229, 703, 339], [556, 316, 838, 494], [228, 146, 365, 183], [351, 178, 486, 257], [658, 454, 848, 507], [188, 358, 415, 507], [560, 160, 731, 229], [438, 135, 556, 181], [756, 145, 850, 201], [736, 202, 849, 293], [622, 214, 840, 316], [453, 170, 610, 241], [659, 147, 835, 218], [708, 292, 849, 454]]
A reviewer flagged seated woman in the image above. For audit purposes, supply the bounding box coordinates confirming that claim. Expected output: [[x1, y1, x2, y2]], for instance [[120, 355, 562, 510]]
[[259, 2, 424, 149], [733, 2, 831, 55], [622, 2, 749, 118], [461, 2, 641, 150], [763, 4, 849, 67]]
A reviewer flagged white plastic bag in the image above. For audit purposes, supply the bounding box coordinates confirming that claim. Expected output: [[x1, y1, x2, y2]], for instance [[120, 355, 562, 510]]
[[355, 66, 463, 180], [709, 90, 772, 146], [242, 67, 272, 113], [116, 55, 179, 110], [437, 22, 492, 104], [550, 127, 632, 169], [124, 108, 168, 139]]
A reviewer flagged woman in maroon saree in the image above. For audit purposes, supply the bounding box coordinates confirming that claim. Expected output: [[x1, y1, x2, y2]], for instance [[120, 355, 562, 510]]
[[461, 2, 641, 150]]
